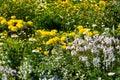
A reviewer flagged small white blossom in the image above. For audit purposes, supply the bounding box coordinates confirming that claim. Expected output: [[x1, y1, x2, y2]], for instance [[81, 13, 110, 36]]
[[0, 42, 4, 46], [108, 72, 115, 76], [79, 56, 88, 61], [32, 49, 39, 53], [29, 38, 36, 42], [11, 34, 18, 38], [71, 50, 77, 56]]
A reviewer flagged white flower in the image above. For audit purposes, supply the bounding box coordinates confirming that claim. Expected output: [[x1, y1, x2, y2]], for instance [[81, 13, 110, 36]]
[[108, 72, 115, 76], [79, 56, 88, 61], [71, 50, 77, 56], [0, 42, 4, 46], [0, 66, 4, 71], [92, 24, 97, 27], [93, 57, 101, 67], [66, 46, 71, 50], [29, 38, 36, 42], [32, 49, 39, 53], [11, 34, 18, 38]]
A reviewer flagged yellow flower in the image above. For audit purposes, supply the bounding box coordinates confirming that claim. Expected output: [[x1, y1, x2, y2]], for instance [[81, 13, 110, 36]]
[[80, 28, 90, 34], [77, 25, 83, 31], [46, 39, 54, 45], [7, 20, 14, 26], [99, 1, 106, 6], [62, 45, 66, 50], [27, 21, 33, 26], [44, 51, 49, 55], [54, 37, 60, 41], [17, 20, 24, 24], [0, 17, 5, 21], [16, 23, 24, 29], [50, 29, 57, 36], [37, 47, 42, 51], [69, 32, 76, 36], [8, 25, 14, 29], [11, 16, 16, 19], [1, 19, 7, 25], [93, 31, 99, 35], [87, 32, 93, 37], [10, 26, 18, 32], [61, 36, 66, 41], [68, 42, 73, 46]]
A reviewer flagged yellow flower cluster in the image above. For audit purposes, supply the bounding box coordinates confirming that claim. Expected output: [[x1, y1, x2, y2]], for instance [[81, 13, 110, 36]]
[[0, 17, 7, 25], [46, 36, 60, 45], [77, 25, 99, 37], [0, 16, 34, 32], [36, 29, 57, 37], [7, 19, 24, 32], [99, 1, 106, 6]]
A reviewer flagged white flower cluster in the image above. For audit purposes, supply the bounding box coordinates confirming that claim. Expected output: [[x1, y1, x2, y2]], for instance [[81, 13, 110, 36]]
[[0, 66, 16, 80], [67, 34, 120, 69]]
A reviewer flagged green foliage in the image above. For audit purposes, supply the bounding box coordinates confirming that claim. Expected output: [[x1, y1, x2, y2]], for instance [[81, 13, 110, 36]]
[[0, 0, 36, 21]]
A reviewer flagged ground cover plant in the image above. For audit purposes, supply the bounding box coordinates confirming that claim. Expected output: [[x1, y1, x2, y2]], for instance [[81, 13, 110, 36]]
[[0, 0, 120, 80]]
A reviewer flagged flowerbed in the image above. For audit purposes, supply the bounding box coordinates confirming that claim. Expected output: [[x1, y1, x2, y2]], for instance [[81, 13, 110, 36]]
[[0, 0, 120, 80]]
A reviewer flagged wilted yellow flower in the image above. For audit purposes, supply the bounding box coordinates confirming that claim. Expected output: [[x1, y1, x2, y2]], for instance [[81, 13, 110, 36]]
[[11, 16, 16, 19], [93, 31, 99, 35], [44, 51, 49, 55]]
